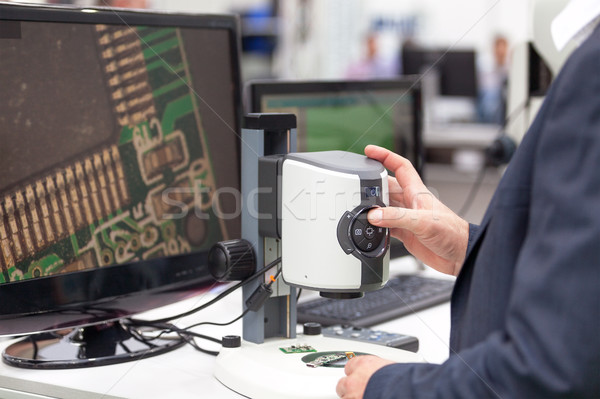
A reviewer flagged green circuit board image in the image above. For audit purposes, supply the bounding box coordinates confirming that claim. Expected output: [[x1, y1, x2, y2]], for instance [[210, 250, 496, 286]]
[[0, 24, 230, 283]]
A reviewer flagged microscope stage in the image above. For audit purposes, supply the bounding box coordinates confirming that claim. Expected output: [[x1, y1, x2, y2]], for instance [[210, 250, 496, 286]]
[[214, 333, 423, 399]]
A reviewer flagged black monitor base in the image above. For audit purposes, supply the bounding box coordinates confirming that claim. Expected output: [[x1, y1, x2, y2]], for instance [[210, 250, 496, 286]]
[[2, 320, 185, 369]]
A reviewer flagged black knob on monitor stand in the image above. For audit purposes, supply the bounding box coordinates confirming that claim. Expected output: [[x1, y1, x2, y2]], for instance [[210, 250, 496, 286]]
[[207, 239, 256, 282]]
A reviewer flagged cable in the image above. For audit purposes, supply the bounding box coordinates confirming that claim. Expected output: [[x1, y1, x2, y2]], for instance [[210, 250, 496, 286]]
[[269, 266, 282, 283], [138, 256, 282, 324], [182, 266, 281, 330], [127, 263, 285, 357], [184, 308, 250, 330], [125, 320, 222, 356]]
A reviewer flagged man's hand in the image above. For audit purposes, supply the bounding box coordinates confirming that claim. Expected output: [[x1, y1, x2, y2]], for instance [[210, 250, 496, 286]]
[[336, 355, 394, 399], [365, 145, 469, 276]]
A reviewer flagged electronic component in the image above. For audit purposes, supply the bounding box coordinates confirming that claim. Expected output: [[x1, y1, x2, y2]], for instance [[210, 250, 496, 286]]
[[279, 344, 316, 354], [306, 352, 350, 368], [96, 24, 156, 127], [142, 135, 186, 180]]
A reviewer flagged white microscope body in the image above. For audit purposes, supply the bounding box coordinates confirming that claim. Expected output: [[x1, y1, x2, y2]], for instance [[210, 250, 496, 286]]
[[281, 151, 390, 297]]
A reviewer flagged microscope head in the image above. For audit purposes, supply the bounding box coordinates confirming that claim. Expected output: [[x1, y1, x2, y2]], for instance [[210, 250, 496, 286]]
[[265, 151, 390, 299]]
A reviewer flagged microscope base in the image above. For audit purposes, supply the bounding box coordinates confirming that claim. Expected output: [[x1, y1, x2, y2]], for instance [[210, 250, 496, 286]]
[[214, 334, 423, 399]]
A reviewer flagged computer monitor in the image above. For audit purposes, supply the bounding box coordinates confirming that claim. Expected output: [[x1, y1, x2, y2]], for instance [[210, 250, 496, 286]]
[[402, 48, 478, 98], [246, 78, 423, 175], [0, 3, 242, 368]]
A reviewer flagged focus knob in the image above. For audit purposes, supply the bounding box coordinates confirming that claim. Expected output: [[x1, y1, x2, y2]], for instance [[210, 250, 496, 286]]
[[303, 322, 322, 336], [222, 335, 241, 348], [208, 239, 256, 281]]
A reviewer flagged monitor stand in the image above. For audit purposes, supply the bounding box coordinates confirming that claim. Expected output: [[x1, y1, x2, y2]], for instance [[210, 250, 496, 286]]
[[2, 320, 185, 369]]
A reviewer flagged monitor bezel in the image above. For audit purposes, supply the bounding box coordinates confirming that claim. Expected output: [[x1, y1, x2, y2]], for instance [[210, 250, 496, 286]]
[[245, 78, 424, 176], [0, 2, 243, 336]]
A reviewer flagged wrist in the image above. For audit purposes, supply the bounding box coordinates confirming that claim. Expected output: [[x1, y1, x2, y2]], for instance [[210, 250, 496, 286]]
[[452, 219, 470, 276]]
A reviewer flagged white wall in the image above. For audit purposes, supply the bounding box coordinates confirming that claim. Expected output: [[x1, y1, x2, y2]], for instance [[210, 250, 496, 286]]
[[150, 0, 266, 13], [275, 0, 532, 79], [61, 0, 532, 80], [274, 0, 365, 79]]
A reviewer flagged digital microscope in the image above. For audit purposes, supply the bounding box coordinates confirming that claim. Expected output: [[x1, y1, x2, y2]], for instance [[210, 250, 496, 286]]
[[208, 114, 421, 399]]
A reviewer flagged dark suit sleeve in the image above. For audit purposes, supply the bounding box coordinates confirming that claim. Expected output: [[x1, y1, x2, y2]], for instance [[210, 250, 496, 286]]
[[364, 34, 600, 399], [466, 223, 479, 254]]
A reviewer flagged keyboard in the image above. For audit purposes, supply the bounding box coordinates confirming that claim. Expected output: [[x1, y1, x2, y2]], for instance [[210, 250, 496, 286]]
[[297, 275, 454, 327]]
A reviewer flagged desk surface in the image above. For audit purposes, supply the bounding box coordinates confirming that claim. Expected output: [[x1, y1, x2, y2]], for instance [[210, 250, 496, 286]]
[[0, 257, 452, 399], [424, 123, 500, 149]]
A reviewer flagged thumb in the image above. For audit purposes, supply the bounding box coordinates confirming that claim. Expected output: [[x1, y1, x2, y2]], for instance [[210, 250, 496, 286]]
[[368, 206, 426, 233]]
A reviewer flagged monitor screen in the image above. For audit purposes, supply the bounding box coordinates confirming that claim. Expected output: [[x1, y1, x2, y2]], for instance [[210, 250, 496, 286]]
[[246, 79, 423, 175], [0, 4, 241, 336], [402, 48, 478, 98]]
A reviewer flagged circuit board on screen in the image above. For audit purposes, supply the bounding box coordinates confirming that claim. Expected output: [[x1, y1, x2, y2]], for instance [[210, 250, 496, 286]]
[[0, 23, 231, 283]]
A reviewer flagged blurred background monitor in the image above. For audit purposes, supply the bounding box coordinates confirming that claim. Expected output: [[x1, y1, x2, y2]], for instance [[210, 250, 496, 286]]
[[0, 3, 241, 368], [402, 48, 478, 98], [246, 78, 423, 175], [246, 78, 423, 257]]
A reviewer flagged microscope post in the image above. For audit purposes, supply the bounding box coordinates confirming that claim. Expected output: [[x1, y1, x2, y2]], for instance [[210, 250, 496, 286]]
[[241, 113, 298, 344]]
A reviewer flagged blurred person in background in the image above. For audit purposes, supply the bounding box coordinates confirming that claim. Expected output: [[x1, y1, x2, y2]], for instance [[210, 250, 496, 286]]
[[346, 33, 398, 79], [477, 34, 510, 124]]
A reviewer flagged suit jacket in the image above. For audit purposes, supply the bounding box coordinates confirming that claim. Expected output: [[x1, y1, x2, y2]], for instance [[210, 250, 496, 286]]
[[365, 27, 600, 398]]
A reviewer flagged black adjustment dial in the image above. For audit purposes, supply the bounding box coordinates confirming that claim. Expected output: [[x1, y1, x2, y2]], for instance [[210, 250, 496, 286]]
[[222, 335, 241, 348], [303, 322, 322, 336], [207, 239, 256, 281], [351, 210, 385, 253]]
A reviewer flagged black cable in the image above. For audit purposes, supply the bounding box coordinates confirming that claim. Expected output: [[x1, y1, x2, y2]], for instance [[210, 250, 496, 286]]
[[268, 266, 282, 285], [181, 267, 282, 341], [184, 308, 250, 330], [296, 288, 303, 302], [126, 257, 283, 357], [175, 269, 281, 343], [138, 256, 282, 324], [126, 320, 222, 356], [127, 320, 223, 344], [177, 331, 220, 356], [128, 263, 285, 357]]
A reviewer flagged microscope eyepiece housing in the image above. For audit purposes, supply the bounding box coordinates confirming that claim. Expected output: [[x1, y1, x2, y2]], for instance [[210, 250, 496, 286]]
[[260, 151, 390, 299]]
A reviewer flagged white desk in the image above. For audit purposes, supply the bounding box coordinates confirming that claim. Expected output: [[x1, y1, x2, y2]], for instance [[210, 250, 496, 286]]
[[424, 123, 500, 149], [0, 257, 452, 399]]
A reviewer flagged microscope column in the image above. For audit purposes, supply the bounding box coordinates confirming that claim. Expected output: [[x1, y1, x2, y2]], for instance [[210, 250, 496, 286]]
[[241, 113, 297, 343]]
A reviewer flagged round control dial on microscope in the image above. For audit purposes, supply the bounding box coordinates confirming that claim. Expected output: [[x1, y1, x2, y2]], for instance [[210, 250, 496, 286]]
[[337, 206, 389, 259], [350, 210, 386, 253]]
